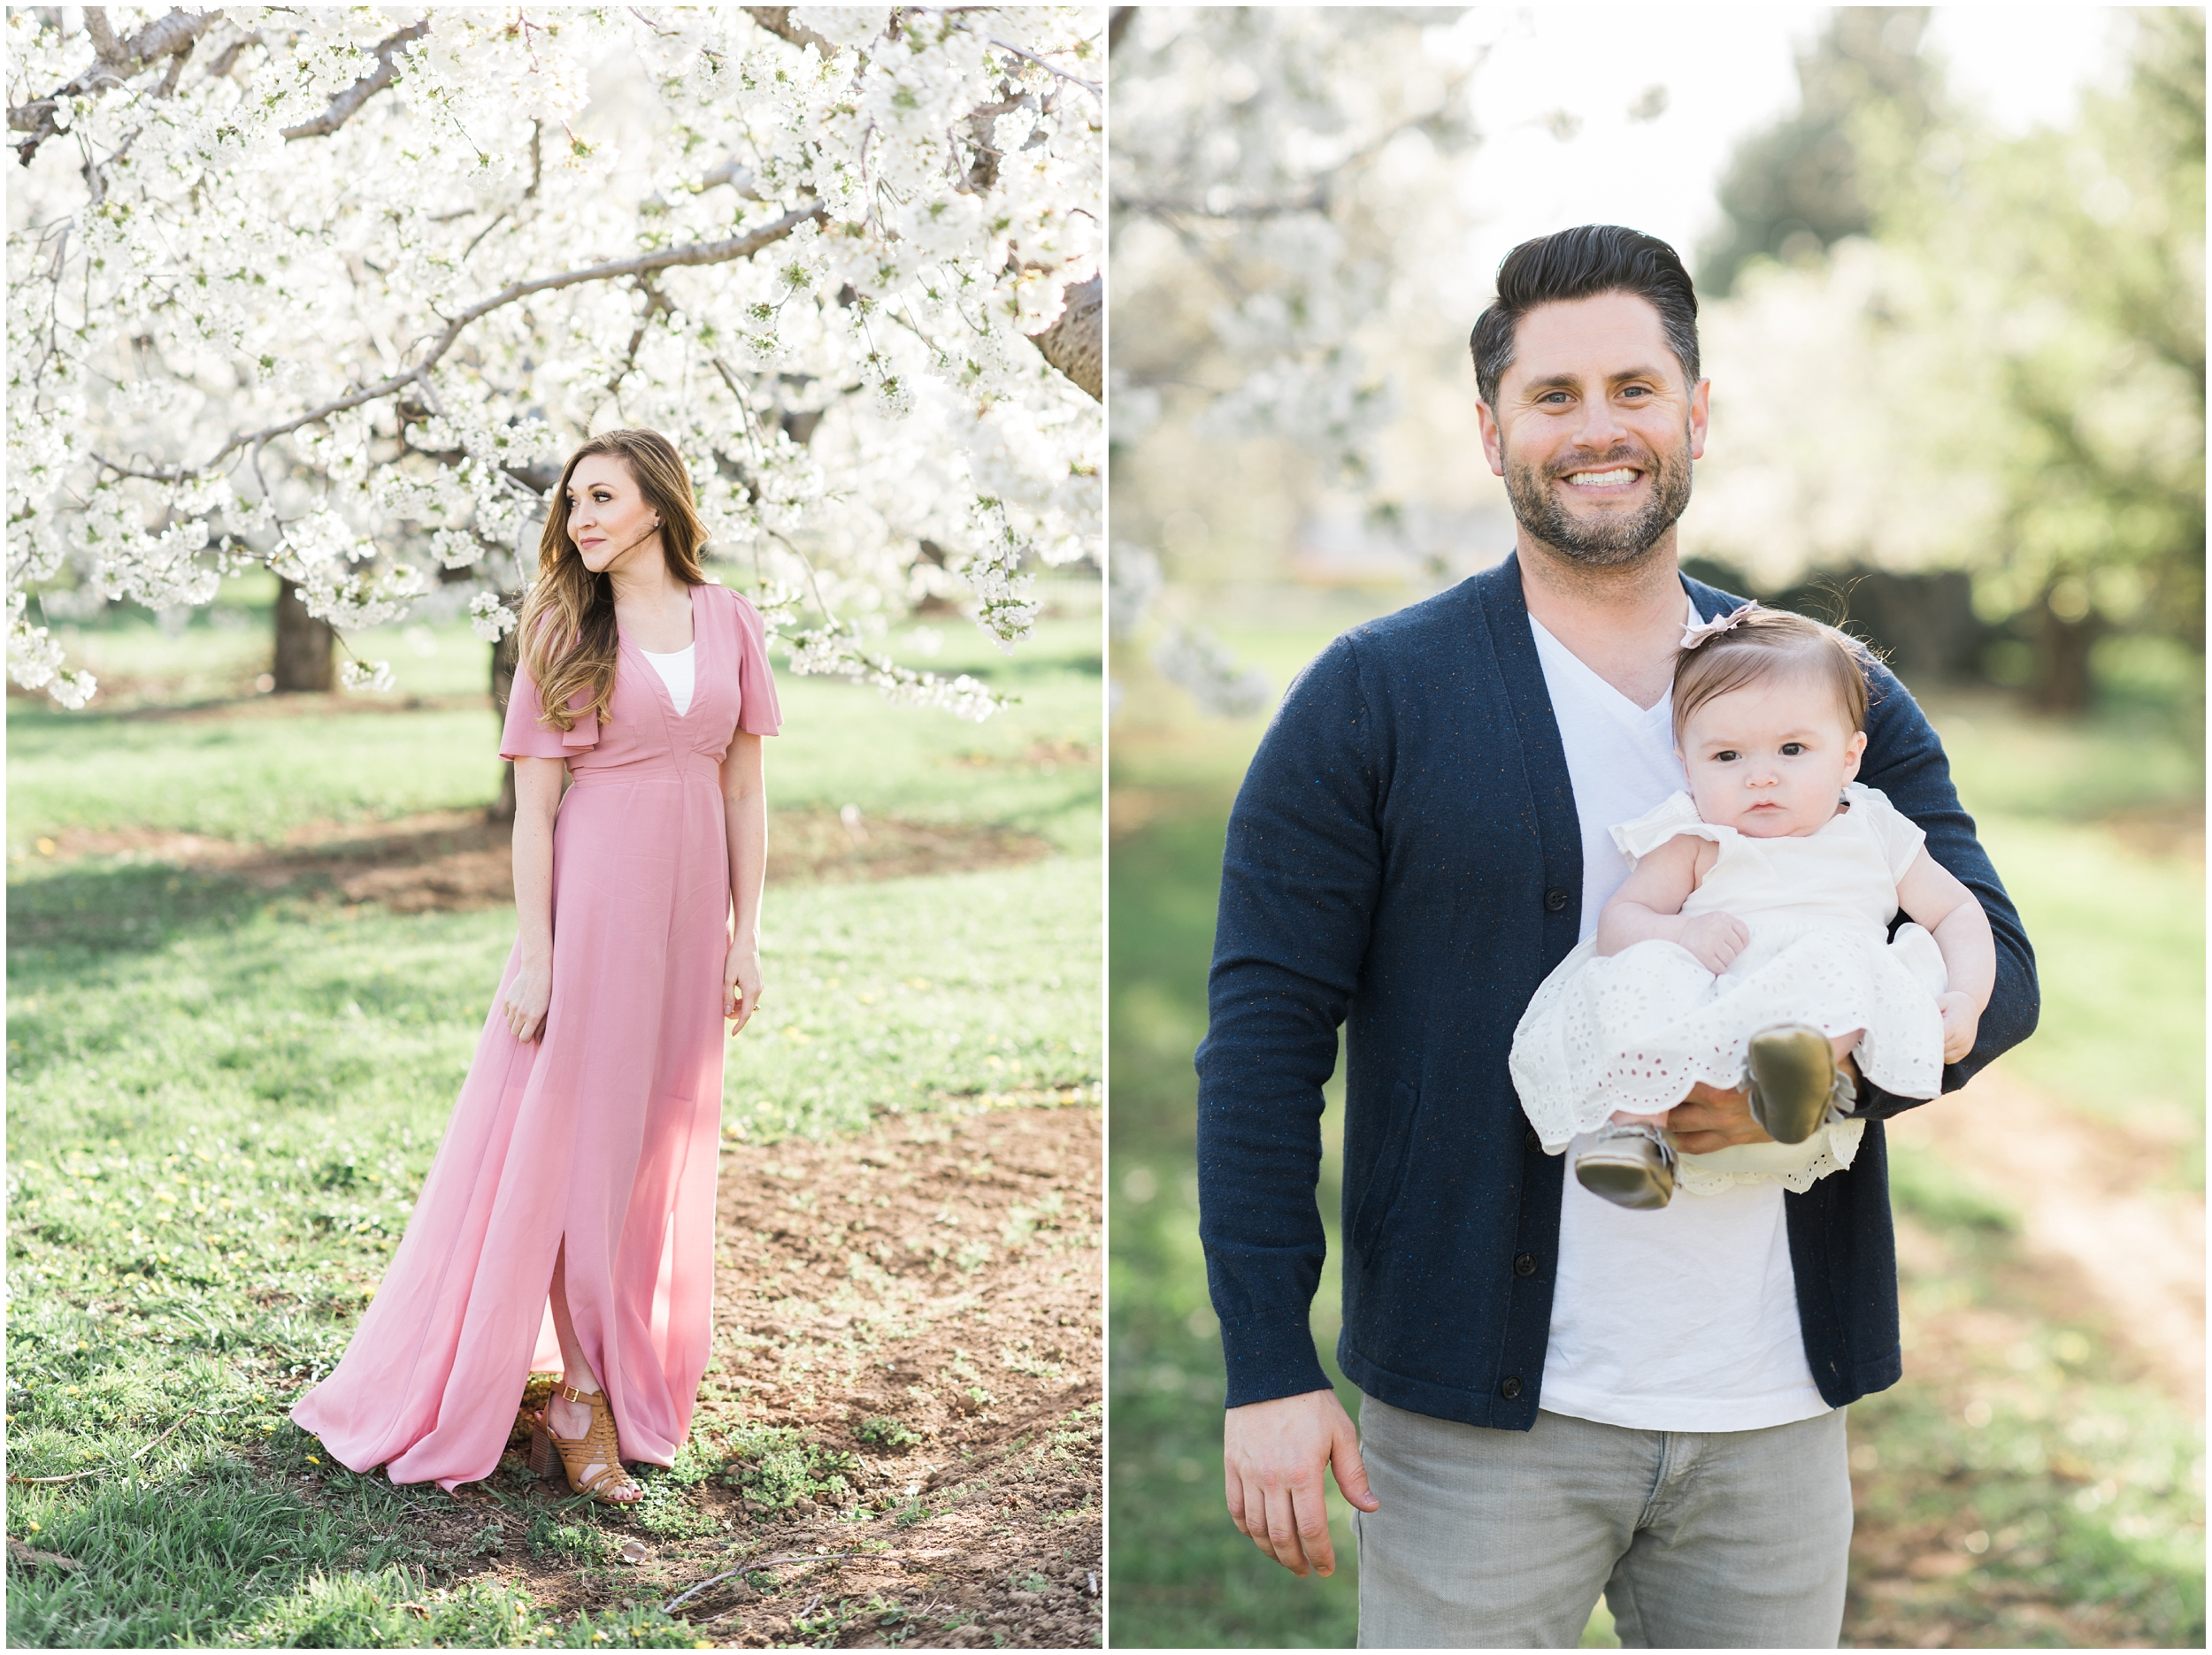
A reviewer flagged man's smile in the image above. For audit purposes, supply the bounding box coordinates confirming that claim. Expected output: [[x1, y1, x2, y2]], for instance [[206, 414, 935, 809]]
[[1559, 466, 1641, 492]]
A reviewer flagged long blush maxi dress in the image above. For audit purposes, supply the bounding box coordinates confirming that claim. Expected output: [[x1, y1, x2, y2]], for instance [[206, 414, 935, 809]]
[[292, 582, 781, 1490]]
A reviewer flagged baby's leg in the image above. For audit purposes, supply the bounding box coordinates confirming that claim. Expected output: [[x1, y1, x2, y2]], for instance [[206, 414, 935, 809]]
[[1609, 1033, 1859, 1127], [1578, 1113, 1676, 1210]]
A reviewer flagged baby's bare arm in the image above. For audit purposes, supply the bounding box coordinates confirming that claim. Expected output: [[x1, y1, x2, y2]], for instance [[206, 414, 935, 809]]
[[1596, 836, 1700, 954], [1897, 847, 1996, 1061], [1597, 837, 1746, 973], [1897, 848, 1995, 1012]]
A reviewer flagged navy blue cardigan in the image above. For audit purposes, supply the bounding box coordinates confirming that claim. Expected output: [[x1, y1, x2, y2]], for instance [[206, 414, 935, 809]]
[[1195, 555, 2039, 1426]]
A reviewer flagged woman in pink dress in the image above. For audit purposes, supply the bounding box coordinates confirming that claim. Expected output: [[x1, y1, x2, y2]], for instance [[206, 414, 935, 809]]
[[292, 428, 780, 1503]]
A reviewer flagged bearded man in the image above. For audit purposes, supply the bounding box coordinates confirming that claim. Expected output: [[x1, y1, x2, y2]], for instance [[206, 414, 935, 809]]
[[1195, 224, 2038, 1647]]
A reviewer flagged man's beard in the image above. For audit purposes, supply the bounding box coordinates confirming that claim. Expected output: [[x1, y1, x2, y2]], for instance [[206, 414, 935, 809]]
[[1502, 433, 1694, 567]]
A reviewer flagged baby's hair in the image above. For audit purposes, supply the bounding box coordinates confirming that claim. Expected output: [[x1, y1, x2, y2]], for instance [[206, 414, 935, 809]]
[[1673, 606, 1874, 746]]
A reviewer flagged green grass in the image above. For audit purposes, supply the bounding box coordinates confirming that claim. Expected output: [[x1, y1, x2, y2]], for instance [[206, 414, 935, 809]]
[[1970, 816, 2204, 1152], [1844, 1230, 2207, 1647], [9, 854, 1096, 1148], [10, 595, 1102, 858], [6, 597, 1101, 1648], [7, 703, 511, 849], [1108, 628, 1363, 1647], [1106, 617, 2204, 1649], [1921, 693, 2204, 1173], [6, 1461, 595, 1648], [1926, 690, 2203, 824]]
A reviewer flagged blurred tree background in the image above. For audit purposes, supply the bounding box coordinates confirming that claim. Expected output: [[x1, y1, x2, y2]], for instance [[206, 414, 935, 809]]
[[1690, 6, 2204, 723], [1108, 7, 2203, 1648]]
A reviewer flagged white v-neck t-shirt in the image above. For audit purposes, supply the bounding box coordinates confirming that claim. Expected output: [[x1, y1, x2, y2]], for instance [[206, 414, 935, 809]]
[[1525, 609, 1832, 1433], [640, 642, 695, 716]]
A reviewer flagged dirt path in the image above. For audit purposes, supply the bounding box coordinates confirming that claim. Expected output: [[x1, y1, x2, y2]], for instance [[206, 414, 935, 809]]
[[695, 1104, 1103, 1646], [390, 1105, 1101, 1647], [33, 806, 1053, 908], [67, 799, 1101, 1642], [1885, 1062, 2204, 1411], [1839, 1062, 2204, 1648]]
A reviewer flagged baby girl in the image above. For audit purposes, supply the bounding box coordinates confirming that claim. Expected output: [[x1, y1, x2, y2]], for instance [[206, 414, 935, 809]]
[[1509, 604, 1996, 1208]]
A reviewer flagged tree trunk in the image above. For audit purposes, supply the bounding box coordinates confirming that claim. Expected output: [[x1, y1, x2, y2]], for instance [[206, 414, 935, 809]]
[[2029, 594, 2101, 716], [273, 579, 335, 692], [1030, 273, 1102, 402], [488, 611, 522, 824], [741, 7, 837, 53]]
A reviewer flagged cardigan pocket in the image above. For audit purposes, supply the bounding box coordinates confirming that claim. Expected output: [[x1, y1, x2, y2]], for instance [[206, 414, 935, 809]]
[[1349, 1080, 1422, 1259]]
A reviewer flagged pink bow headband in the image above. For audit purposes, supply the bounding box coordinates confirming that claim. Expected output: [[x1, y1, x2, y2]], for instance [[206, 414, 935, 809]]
[[1679, 601, 1759, 651]]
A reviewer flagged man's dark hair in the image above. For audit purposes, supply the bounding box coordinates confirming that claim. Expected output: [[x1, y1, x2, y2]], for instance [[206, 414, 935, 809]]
[[1469, 226, 1701, 408]]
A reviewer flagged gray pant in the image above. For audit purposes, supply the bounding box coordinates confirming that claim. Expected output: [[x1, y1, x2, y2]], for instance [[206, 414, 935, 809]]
[[1354, 1397, 1853, 1649]]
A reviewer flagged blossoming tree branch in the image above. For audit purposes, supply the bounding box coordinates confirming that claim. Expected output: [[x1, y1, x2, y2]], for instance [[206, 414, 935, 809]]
[[7, 4, 1102, 716], [1106, 6, 1479, 716]]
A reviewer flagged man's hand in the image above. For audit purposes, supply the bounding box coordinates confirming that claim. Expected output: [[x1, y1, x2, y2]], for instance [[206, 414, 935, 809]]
[[1665, 1080, 1772, 1155], [1223, 1389, 1379, 1578], [1669, 1053, 1864, 1153]]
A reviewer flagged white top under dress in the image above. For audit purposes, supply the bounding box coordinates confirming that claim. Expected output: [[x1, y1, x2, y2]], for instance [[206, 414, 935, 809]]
[[641, 642, 695, 716], [1526, 610, 1835, 1433]]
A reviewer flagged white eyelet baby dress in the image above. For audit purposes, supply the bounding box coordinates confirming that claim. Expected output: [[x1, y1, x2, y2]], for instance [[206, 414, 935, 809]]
[[1509, 782, 1948, 1194]]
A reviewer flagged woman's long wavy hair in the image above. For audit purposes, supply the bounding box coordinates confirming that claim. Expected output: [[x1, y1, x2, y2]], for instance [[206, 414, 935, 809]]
[[518, 429, 709, 732]]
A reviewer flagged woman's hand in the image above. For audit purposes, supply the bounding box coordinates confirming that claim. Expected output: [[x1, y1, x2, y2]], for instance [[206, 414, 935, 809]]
[[501, 954, 553, 1044], [725, 944, 764, 1035]]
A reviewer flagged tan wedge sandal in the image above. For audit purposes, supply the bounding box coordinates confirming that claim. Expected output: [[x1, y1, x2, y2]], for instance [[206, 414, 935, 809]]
[[527, 1383, 641, 1504]]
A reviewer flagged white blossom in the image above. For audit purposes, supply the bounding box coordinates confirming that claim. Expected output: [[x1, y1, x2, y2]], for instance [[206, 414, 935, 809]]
[[1152, 624, 1272, 720], [1108, 543, 1163, 642], [340, 658, 397, 693], [780, 622, 1001, 722], [1110, 9, 1489, 715], [790, 8, 892, 53], [7, 6, 1102, 711], [7, 591, 96, 708], [468, 591, 518, 643]]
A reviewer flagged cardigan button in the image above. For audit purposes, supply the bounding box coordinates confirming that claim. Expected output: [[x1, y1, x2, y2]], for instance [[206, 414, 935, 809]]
[[1514, 1253, 1537, 1278], [1544, 887, 1570, 913], [1525, 1128, 1541, 1153], [1501, 1376, 1524, 1399]]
